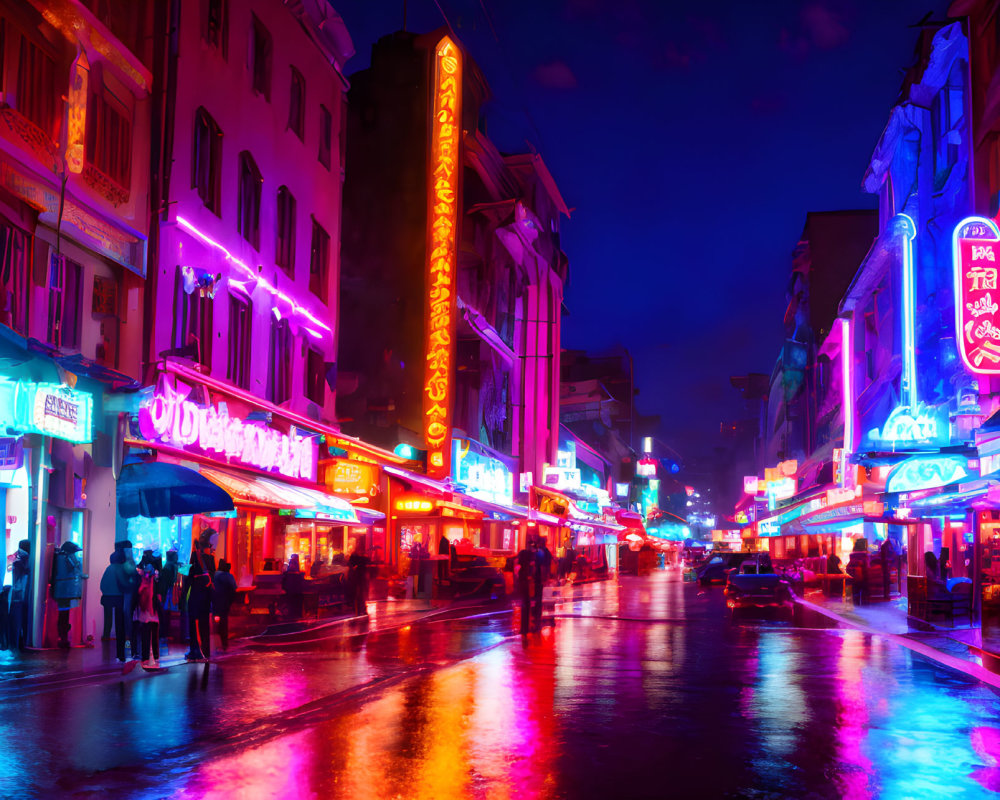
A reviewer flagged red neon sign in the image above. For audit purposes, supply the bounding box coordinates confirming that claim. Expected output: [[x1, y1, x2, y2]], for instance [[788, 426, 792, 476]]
[[955, 217, 1000, 374], [423, 36, 461, 479]]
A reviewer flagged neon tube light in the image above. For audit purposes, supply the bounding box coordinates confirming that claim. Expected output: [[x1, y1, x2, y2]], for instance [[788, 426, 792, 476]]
[[176, 216, 333, 335], [896, 214, 917, 409], [953, 216, 1000, 374], [840, 316, 853, 455]]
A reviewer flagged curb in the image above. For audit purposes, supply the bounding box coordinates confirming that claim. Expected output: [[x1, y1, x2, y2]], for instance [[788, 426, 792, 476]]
[[794, 596, 1000, 691]]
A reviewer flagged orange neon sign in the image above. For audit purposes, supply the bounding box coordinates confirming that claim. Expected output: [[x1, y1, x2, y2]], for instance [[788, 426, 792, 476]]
[[423, 36, 461, 480], [395, 495, 434, 513]]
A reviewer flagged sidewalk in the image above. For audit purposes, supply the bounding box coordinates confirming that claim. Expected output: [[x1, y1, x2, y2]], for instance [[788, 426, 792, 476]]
[[795, 589, 1000, 690], [0, 595, 503, 691]]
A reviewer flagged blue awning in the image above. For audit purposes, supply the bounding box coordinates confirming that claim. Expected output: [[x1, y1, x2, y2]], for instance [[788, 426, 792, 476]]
[[117, 461, 235, 518]]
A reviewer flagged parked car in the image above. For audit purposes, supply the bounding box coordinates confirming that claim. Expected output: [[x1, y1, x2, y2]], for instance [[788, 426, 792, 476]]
[[696, 552, 755, 587], [725, 554, 792, 619]]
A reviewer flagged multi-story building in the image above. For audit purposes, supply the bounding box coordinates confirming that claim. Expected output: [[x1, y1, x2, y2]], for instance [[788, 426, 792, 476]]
[[0, 0, 153, 646], [136, 0, 365, 588], [338, 29, 569, 562]]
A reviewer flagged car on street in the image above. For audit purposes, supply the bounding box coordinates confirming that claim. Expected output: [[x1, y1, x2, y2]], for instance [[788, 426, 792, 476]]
[[696, 552, 755, 586], [725, 554, 792, 619]]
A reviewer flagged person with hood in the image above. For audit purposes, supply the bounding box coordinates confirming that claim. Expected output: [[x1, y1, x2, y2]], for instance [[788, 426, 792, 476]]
[[212, 559, 238, 650], [50, 541, 88, 648], [114, 539, 140, 658], [185, 529, 217, 662], [8, 539, 30, 650], [282, 554, 306, 620], [157, 549, 179, 640], [100, 551, 130, 661]]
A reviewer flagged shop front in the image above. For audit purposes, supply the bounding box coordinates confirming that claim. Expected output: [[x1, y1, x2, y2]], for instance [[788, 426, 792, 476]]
[[0, 350, 102, 647]]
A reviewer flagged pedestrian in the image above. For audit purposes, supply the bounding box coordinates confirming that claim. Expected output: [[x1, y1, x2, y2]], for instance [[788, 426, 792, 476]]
[[50, 541, 87, 648], [925, 551, 948, 598], [534, 537, 553, 624], [115, 539, 141, 659], [157, 549, 179, 640], [438, 532, 450, 585], [185, 528, 217, 662], [348, 543, 370, 616], [879, 538, 895, 600], [132, 562, 161, 669], [516, 539, 536, 634], [212, 559, 237, 650], [100, 551, 129, 661], [8, 539, 30, 650], [847, 539, 870, 606], [281, 553, 306, 620]]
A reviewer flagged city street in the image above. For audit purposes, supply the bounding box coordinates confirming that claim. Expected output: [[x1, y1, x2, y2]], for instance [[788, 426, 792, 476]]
[[3, 571, 1000, 799]]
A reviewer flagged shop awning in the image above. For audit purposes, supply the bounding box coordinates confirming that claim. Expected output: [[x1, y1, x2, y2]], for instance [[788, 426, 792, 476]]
[[199, 467, 360, 523], [454, 492, 529, 520], [118, 461, 235, 518], [354, 506, 386, 525]]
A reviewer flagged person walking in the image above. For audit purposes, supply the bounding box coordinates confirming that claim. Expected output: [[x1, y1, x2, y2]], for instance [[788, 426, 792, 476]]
[[211, 559, 237, 651], [50, 542, 87, 648], [847, 539, 870, 606], [880, 538, 895, 600], [185, 529, 217, 662], [8, 540, 30, 650], [133, 562, 162, 669], [348, 543, 370, 616], [516, 540, 536, 634], [534, 537, 553, 625], [157, 549, 179, 641]]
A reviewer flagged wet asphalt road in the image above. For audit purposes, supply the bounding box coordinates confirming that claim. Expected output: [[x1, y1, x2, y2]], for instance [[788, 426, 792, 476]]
[[3, 570, 1000, 799]]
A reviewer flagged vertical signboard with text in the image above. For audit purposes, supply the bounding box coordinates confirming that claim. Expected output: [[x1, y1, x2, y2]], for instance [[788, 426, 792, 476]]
[[423, 36, 462, 479], [954, 217, 1000, 374]]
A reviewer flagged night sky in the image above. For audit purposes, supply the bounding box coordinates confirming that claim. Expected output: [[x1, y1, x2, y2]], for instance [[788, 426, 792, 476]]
[[333, 0, 952, 462]]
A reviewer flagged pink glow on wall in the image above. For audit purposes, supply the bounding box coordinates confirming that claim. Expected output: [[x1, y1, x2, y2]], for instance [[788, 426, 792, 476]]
[[841, 317, 853, 454], [138, 384, 318, 482], [176, 216, 332, 336]]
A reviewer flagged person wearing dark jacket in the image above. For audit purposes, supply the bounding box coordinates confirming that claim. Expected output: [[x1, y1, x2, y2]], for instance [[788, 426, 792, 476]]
[[533, 538, 553, 624], [100, 551, 130, 661], [157, 549, 179, 640], [8, 540, 30, 650], [185, 529, 217, 662], [51, 541, 87, 648], [282, 554, 306, 619], [348, 545, 370, 616], [211, 560, 238, 650]]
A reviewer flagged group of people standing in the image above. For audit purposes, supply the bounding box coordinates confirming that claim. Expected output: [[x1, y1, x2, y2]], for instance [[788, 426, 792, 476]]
[[98, 528, 236, 669]]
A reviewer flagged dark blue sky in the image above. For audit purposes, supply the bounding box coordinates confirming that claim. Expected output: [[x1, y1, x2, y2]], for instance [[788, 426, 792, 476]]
[[334, 0, 952, 460]]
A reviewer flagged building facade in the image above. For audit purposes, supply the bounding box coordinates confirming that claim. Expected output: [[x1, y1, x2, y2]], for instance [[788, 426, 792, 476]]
[[0, 0, 153, 646]]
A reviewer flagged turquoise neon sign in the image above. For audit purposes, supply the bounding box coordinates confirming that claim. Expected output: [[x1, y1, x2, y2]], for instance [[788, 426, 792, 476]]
[[0, 380, 93, 444], [869, 402, 949, 449], [885, 455, 972, 494]]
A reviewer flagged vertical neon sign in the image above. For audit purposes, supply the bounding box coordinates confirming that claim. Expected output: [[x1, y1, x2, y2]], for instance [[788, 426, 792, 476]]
[[953, 216, 1000, 374], [840, 316, 853, 459], [423, 36, 461, 479], [896, 214, 918, 408]]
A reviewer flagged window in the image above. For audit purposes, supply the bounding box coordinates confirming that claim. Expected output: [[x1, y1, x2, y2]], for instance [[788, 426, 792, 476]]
[[204, 0, 228, 57], [306, 346, 325, 404], [17, 35, 57, 141], [288, 67, 305, 140], [268, 317, 292, 404], [46, 254, 83, 350], [339, 97, 348, 169], [309, 218, 329, 301], [276, 186, 295, 275], [318, 104, 332, 169], [932, 61, 964, 186], [227, 293, 252, 389], [250, 14, 272, 100], [238, 151, 262, 250], [192, 107, 222, 214], [86, 88, 132, 188], [171, 266, 214, 367], [0, 221, 30, 336]]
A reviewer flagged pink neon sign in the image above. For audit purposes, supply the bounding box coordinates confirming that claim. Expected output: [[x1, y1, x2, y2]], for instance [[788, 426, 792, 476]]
[[139, 386, 318, 482]]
